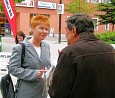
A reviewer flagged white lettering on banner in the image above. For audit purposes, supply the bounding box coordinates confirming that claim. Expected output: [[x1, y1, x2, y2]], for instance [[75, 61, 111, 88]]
[[0, 55, 11, 58], [4, 0, 14, 19], [0, 53, 11, 68]]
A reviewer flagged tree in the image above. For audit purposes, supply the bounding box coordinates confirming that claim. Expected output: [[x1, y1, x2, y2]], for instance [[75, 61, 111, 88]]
[[0, 0, 23, 11], [15, 0, 23, 2], [96, 0, 115, 31], [65, 0, 96, 14]]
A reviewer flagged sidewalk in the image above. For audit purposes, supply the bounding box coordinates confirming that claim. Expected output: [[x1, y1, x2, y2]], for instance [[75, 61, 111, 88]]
[[1, 35, 67, 65], [0, 35, 67, 98], [45, 36, 67, 65]]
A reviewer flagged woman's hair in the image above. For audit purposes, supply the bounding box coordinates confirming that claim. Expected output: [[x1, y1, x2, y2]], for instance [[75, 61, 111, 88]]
[[15, 31, 25, 44], [30, 15, 50, 28], [66, 13, 94, 34]]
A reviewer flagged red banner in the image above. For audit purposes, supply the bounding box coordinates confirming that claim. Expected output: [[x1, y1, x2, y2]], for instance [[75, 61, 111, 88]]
[[1, 0, 17, 38]]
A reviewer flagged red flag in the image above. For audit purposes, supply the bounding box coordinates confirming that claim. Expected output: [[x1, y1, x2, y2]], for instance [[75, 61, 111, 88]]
[[1, 0, 17, 38]]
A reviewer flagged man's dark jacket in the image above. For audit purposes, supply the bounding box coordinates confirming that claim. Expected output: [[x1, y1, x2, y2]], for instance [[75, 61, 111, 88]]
[[49, 33, 115, 98]]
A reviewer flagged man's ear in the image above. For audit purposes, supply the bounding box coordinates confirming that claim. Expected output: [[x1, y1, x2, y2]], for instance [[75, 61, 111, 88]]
[[72, 26, 78, 37]]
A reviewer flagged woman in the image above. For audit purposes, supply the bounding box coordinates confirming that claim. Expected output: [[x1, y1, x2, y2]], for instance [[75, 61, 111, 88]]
[[15, 31, 26, 44], [8, 15, 51, 98]]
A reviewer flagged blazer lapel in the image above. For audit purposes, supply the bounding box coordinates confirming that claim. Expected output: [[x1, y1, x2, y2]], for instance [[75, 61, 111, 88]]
[[40, 42, 46, 62], [24, 38, 42, 62]]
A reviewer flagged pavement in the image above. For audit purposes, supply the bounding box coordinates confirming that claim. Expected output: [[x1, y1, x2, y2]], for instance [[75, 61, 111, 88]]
[[0, 35, 115, 98], [1, 34, 67, 66], [1, 35, 115, 65], [0, 35, 67, 98]]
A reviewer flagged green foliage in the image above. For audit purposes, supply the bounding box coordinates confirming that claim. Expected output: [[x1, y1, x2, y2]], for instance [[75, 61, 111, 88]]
[[96, 1, 115, 31], [65, 0, 96, 14], [111, 0, 115, 5], [0, 0, 23, 11], [96, 31, 115, 44], [14, 0, 23, 3], [0, 3, 3, 11]]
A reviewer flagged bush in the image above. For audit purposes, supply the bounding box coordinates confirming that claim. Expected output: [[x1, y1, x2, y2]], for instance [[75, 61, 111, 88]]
[[96, 31, 115, 44]]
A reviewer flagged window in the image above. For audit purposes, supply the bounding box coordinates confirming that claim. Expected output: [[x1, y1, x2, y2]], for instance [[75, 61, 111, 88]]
[[91, 0, 99, 3], [103, 0, 110, 3], [92, 18, 98, 30], [85, 0, 90, 2], [105, 23, 109, 30]]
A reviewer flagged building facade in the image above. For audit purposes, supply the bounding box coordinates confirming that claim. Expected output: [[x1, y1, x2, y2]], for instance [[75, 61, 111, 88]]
[[15, 0, 70, 35], [0, 0, 114, 36]]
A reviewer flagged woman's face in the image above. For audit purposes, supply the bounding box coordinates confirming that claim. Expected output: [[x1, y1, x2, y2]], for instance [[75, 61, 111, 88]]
[[32, 24, 49, 41], [17, 35, 24, 43]]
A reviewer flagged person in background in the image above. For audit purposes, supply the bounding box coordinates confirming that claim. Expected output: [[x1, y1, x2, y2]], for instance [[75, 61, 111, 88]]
[[8, 15, 51, 98], [15, 31, 26, 44], [48, 13, 115, 98]]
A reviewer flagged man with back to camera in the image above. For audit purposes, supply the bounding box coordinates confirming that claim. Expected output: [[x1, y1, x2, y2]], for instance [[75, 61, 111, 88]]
[[48, 13, 115, 98]]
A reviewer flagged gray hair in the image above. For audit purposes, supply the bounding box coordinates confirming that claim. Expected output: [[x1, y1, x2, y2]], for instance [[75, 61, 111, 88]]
[[66, 13, 94, 34]]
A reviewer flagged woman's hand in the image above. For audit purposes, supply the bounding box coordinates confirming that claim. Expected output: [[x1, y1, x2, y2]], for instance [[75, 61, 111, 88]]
[[38, 67, 47, 78]]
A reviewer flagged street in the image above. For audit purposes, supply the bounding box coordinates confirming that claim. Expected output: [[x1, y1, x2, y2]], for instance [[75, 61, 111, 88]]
[[1, 35, 67, 63], [0, 36, 115, 98], [0, 35, 67, 98]]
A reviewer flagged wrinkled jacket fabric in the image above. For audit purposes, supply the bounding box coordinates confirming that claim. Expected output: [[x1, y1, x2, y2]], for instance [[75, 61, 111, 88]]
[[8, 38, 51, 98], [49, 33, 115, 98]]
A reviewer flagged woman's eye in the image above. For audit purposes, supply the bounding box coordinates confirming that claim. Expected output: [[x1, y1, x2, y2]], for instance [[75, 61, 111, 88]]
[[45, 28, 48, 31], [40, 27, 44, 30]]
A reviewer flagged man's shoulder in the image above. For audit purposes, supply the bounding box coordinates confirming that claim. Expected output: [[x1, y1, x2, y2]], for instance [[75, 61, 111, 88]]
[[61, 43, 77, 54]]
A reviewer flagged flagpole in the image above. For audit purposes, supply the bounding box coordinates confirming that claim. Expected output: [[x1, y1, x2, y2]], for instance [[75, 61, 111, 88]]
[[58, 0, 62, 43]]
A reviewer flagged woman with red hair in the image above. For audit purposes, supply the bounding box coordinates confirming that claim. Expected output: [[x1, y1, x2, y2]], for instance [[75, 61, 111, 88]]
[[8, 15, 51, 98]]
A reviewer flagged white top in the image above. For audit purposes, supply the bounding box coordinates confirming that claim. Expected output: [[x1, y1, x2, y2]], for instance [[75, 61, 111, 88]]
[[34, 47, 41, 58]]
